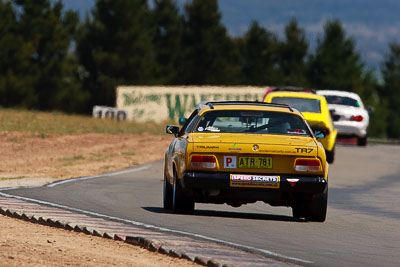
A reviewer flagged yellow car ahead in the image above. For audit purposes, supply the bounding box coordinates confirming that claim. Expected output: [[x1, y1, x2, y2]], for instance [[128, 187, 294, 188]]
[[164, 101, 329, 222], [264, 91, 337, 163]]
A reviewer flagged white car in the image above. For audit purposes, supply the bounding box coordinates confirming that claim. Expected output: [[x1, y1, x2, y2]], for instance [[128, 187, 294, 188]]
[[317, 90, 369, 146]]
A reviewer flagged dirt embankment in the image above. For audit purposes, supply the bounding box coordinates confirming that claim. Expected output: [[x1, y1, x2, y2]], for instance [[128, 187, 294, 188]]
[[0, 132, 173, 187], [0, 132, 200, 266], [0, 214, 198, 267]]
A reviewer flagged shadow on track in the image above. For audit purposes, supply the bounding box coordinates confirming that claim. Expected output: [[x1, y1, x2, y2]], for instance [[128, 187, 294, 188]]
[[142, 206, 305, 222]]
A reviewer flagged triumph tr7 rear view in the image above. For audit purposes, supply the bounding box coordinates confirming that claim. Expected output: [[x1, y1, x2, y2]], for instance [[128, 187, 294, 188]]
[[164, 101, 328, 222]]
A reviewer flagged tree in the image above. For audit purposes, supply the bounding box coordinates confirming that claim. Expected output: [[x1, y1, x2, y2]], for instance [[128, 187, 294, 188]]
[[359, 70, 386, 138], [179, 0, 241, 85], [279, 18, 308, 87], [153, 0, 183, 84], [239, 21, 281, 86], [307, 19, 364, 92], [381, 43, 400, 138], [0, 1, 37, 108], [11, 0, 88, 112], [77, 0, 156, 107]]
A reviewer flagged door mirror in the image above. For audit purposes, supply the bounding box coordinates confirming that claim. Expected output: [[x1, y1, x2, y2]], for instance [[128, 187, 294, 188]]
[[314, 131, 325, 139], [330, 109, 340, 121], [332, 114, 341, 122], [166, 125, 179, 135]]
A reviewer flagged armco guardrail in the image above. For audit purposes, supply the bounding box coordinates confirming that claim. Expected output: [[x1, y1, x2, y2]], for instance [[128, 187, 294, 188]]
[[92, 106, 128, 120], [116, 86, 268, 122]]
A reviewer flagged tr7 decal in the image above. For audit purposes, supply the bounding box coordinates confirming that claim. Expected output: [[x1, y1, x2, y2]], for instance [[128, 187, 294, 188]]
[[295, 148, 313, 153]]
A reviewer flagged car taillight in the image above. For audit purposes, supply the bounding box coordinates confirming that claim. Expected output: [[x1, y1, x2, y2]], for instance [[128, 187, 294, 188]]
[[294, 159, 321, 172], [350, 115, 363, 122], [191, 155, 217, 168]]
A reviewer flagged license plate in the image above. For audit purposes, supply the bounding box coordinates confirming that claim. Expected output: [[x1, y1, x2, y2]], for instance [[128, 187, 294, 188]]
[[230, 174, 280, 189], [238, 157, 272, 169]]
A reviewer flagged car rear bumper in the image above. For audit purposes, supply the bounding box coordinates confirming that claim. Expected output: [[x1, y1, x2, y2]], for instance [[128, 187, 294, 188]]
[[334, 122, 367, 137], [182, 171, 327, 195]]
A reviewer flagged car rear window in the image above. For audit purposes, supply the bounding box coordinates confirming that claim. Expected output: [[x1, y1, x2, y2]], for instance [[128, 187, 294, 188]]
[[324, 95, 360, 107], [194, 110, 311, 136], [271, 97, 321, 113]]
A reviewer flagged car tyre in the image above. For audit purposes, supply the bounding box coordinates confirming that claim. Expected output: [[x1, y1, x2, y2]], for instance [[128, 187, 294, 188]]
[[326, 147, 335, 163], [292, 203, 306, 219], [357, 135, 367, 146], [305, 187, 328, 222], [172, 170, 195, 214], [163, 170, 173, 209]]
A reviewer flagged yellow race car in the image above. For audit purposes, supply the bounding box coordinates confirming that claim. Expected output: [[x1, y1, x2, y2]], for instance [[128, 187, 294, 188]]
[[164, 101, 328, 222], [264, 91, 337, 163]]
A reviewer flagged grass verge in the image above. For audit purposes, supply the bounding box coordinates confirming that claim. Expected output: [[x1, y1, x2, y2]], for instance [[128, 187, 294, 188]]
[[0, 108, 170, 135]]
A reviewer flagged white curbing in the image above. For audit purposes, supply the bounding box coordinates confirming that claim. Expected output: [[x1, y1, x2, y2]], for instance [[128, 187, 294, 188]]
[[0, 191, 312, 266]]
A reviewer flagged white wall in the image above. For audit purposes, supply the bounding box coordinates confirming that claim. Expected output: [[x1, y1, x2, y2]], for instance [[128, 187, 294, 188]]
[[116, 86, 268, 122]]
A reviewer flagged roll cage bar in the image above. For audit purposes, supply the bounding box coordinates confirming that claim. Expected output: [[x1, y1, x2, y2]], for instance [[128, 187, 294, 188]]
[[197, 101, 294, 112]]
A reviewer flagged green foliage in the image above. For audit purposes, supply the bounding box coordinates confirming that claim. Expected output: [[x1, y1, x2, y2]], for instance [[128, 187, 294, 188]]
[[238, 21, 281, 85], [179, 0, 241, 85], [0, 2, 36, 107], [0, 0, 88, 112], [368, 101, 388, 138], [0, 0, 398, 139], [279, 18, 309, 87], [153, 0, 183, 84], [357, 70, 385, 137], [381, 43, 400, 138], [307, 19, 364, 92], [77, 0, 156, 107], [381, 43, 400, 110], [359, 71, 378, 107], [17, 0, 88, 111]]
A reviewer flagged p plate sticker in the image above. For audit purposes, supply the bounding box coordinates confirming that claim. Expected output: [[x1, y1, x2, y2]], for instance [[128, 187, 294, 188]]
[[230, 174, 280, 189], [224, 156, 237, 168]]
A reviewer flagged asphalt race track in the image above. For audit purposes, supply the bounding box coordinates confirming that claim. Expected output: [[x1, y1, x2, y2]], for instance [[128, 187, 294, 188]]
[[4, 144, 400, 266]]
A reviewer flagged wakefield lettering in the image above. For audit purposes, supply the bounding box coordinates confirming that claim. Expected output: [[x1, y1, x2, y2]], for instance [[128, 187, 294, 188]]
[[116, 86, 266, 122]]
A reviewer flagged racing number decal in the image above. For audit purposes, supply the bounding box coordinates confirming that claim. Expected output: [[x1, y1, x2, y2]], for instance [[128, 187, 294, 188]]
[[224, 156, 237, 168]]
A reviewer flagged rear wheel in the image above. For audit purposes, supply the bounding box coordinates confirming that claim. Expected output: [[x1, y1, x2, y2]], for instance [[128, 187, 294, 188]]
[[163, 169, 173, 209], [326, 147, 335, 163], [292, 203, 306, 219], [172, 170, 194, 214], [357, 135, 367, 146], [305, 187, 328, 222]]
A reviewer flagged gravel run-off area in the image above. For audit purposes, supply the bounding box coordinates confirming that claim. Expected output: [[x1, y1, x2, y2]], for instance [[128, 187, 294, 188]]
[[0, 132, 200, 266]]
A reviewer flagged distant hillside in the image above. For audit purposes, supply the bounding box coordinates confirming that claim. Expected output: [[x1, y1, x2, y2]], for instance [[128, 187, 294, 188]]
[[63, 0, 400, 70]]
